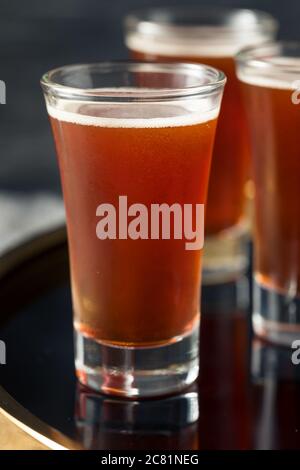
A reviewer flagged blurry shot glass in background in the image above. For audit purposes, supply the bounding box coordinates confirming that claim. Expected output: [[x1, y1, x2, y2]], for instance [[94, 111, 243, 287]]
[[41, 62, 225, 397], [125, 7, 278, 283], [236, 42, 300, 346]]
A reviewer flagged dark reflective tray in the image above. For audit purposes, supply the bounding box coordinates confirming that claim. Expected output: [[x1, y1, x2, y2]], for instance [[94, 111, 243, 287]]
[[0, 228, 300, 450]]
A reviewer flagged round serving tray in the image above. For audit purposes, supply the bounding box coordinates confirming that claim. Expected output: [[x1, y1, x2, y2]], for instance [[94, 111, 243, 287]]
[[0, 228, 300, 450]]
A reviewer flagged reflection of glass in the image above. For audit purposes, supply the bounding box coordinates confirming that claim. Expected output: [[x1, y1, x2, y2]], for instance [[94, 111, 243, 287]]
[[199, 277, 252, 450], [75, 385, 199, 450], [251, 338, 300, 449], [237, 43, 300, 346], [41, 62, 225, 397], [252, 338, 300, 383], [125, 7, 278, 283], [201, 274, 249, 313]]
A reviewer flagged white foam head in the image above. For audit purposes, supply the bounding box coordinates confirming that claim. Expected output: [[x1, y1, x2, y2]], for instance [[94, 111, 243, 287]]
[[47, 95, 219, 128], [237, 57, 300, 90], [126, 32, 271, 58]]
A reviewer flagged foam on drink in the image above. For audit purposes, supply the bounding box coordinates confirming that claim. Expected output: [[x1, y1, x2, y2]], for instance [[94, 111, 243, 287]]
[[126, 33, 270, 58], [238, 62, 300, 90], [47, 99, 219, 129]]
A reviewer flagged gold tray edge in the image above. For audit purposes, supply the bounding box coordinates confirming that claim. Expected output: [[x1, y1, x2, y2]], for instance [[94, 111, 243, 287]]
[[0, 226, 81, 450], [0, 385, 81, 449]]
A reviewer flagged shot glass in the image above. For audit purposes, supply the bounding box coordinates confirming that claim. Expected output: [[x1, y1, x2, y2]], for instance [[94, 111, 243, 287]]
[[236, 42, 300, 346], [41, 62, 225, 397], [125, 7, 278, 282]]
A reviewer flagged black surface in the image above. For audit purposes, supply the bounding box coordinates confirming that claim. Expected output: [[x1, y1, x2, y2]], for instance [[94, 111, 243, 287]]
[[1, 238, 300, 449]]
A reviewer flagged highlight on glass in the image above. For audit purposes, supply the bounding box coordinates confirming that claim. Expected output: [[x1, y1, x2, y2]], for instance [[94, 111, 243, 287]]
[[41, 62, 226, 397], [236, 42, 300, 346], [124, 7, 278, 283]]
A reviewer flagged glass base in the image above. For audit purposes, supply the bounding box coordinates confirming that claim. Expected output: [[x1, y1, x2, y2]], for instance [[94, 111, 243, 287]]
[[75, 323, 199, 398], [253, 278, 300, 347], [202, 222, 249, 284]]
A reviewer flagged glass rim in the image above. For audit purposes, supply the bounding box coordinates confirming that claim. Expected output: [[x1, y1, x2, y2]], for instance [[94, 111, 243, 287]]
[[236, 41, 300, 71], [124, 6, 278, 38], [41, 61, 226, 102]]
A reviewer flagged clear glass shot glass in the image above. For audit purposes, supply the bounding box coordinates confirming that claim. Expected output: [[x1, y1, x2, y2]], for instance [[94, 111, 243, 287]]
[[124, 7, 278, 283], [236, 42, 300, 346], [41, 62, 225, 397]]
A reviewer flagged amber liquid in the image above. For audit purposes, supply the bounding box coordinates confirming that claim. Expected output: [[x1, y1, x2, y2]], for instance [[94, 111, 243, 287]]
[[131, 50, 250, 234], [50, 111, 217, 346], [241, 82, 300, 294]]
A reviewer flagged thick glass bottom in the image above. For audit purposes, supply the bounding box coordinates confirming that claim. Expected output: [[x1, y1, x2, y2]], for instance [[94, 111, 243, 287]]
[[202, 222, 249, 284], [253, 278, 300, 347], [75, 322, 199, 398]]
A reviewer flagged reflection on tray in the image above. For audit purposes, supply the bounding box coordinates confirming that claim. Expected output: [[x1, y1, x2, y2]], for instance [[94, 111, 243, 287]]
[[251, 338, 300, 449], [75, 385, 199, 450], [252, 337, 300, 383], [202, 274, 250, 315]]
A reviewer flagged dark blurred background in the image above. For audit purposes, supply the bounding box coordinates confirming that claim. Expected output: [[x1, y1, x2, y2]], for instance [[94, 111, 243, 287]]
[[0, 0, 298, 249]]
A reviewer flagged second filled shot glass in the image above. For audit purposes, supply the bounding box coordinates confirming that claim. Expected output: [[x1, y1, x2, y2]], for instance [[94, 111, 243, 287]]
[[125, 6, 278, 282], [237, 42, 300, 346]]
